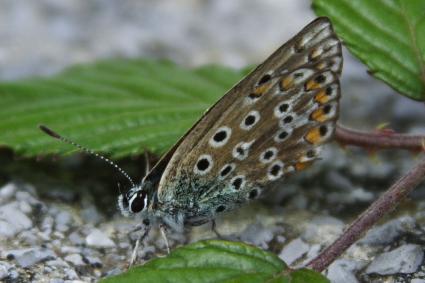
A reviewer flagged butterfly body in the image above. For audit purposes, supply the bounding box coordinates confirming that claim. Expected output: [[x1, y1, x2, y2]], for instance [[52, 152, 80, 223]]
[[117, 17, 343, 235]]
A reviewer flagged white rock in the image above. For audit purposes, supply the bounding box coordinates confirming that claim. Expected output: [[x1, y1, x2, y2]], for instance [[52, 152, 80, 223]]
[[64, 254, 85, 266], [55, 210, 72, 232], [302, 216, 344, 244], [327, 259, 363, 283], [85, 229, 115, 248], [359, 216, 415, 246], [0, 183, 17, 203], [0, 261, 11, 280], [13, 248, 56, 268], [0, 220, 17, 238], [0, 202, 32, 237], [366, 244, 424, 275], [411, 279, 425, 283], [239, 222, 277, 249], [279, 238, 309, 265]]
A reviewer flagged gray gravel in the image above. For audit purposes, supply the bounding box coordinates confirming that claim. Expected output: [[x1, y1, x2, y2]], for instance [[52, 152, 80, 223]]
[[366, 244, 424, 275]]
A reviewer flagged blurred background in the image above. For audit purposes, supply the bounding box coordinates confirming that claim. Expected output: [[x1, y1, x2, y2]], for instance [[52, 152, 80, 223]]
[[0, 0, 423, 129]]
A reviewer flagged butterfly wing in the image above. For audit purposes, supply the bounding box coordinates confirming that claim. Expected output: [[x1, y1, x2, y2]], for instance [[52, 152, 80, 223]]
[[152, 17, 342, 225]]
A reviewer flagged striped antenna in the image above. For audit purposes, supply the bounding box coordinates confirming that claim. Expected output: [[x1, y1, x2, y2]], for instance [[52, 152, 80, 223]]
[[39, 125, 136, 188]]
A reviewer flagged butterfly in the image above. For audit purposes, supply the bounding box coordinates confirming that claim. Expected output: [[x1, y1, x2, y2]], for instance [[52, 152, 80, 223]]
[[41, 17, 342, 260]]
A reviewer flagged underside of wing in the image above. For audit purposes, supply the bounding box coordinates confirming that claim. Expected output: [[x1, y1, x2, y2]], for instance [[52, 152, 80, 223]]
[[155, 17, 342, 223]]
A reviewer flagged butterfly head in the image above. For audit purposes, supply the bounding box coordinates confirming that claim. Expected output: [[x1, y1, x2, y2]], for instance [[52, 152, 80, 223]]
[[117, 180, 155, 218]]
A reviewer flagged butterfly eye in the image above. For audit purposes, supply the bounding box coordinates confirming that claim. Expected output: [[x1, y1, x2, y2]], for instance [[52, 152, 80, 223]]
[[129, 191, 147, 213]]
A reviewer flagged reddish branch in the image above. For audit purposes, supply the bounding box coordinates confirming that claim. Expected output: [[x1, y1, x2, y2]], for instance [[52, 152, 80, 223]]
[[307, 154, 425, 272], [335, 124, 425, 151]]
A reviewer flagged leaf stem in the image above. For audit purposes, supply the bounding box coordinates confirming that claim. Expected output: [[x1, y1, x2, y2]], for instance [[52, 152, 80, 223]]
[[335, 124, 425, 151], [306, 154, 425, 272]]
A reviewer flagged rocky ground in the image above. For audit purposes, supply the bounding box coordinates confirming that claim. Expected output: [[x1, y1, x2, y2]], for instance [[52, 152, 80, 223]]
[[1, 1, 425, 283]]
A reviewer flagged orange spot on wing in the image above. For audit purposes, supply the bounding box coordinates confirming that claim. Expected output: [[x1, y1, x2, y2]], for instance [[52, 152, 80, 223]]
[[305, 128, 322, 144], [280, 77, 294, 91], [310, 108, 328, 122], [254, 83, 272, 96], [314, 90, 330, 104], [295, 161, 312, 171], [305, 80, 321, 91]]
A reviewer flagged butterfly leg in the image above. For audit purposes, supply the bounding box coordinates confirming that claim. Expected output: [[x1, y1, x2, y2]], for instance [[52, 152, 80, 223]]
[[211, 220, 223, 238], [129, 224, 151, 267], [159, 224, 171, 254]]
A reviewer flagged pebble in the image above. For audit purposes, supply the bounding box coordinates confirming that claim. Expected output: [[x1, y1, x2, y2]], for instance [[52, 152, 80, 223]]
[[64, 268, 79, 280], [86, 229, 115, 248], [80, 205, 104, 224], [239, 222, 279, 250], [327, 259, 363, 283], [55, 210, 73, 232], [0, 261, 11, 280], [0, 220, 17, 238], [85, 256, 102, 268], [366, 244, 424, 275], [0, 202, 32, 237], [13, 248, 56, 268], [302, 216, 344, 244], [359, 216, 415, 246], [64, 254, 85, 266], [46, 259, 70, 268], [279, 238, 309, 265], [0, 183, 17, 203], [69, 231, 85, 245]]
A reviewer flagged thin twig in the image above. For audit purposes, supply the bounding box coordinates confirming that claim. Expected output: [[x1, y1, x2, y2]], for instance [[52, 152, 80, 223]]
[[335, 124, 425, 151], [307, 154, 425, 272]]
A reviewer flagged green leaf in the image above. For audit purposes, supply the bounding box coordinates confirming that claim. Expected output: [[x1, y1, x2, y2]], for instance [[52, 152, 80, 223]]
[[0, 60, 245, 158], [312, 0, 425, 101], [100, 240, 329, 283]]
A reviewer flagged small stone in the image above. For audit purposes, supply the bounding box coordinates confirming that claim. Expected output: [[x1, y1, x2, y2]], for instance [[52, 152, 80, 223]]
[[15, 191, 38, 205], [239, 222, 280, 249], [19, 229, 41, 245], [86, 229, 115, 248], [0, 220, 17, 238], [104, 267, 123, 277], [49, 279, 64, 283], [46, 258, 70, 268], [302, 244, 321, 265], [327, 259, 363, 283], [366, 244, 424, 275], [64, 254, 85, 266], [360, 216, 415, 246], [61, 246, 81, 254], [85, 256, 102, 268], [279, 238, 309, 265], [0, 183, 17, 204], [64, 268, 79, 280], [18, 200, 32, 214], [55, 210, 73, 232], [13, 248, 56, 268], [80, 205, 104, 224], [69, 231, 84, 245], [411, 279, 425, 283], [302, 216, 344, 244], [0, 261, 11, 280], [0, 203, 32, 237]]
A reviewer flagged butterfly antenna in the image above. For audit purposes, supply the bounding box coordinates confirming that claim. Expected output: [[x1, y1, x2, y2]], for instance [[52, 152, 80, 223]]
[[39, 125, 136, 188]]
